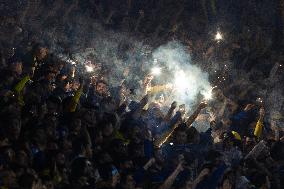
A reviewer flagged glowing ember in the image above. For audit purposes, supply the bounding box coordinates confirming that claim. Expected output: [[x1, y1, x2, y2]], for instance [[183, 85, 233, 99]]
[[215, 31, 223, 41]]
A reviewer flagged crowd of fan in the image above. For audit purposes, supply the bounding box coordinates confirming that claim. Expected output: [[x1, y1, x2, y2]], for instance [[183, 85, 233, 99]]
[[0, 41, 283, 189], [1, 0, 284, 189]]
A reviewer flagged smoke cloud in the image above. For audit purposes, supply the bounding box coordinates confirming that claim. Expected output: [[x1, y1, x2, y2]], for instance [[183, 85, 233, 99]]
[[152, 41, 212, 107]]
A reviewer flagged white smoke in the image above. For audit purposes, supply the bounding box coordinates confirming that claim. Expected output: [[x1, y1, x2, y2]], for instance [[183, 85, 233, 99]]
[[152, 41, 212, 107]]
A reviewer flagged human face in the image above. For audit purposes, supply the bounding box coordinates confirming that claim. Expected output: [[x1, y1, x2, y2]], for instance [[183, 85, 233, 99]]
[[13, 62, 23, 75], [36, 47, 48, 60], [46, 72, 56, 82], [151, 108, 163, 119], [175, 131, 187, 145], [96, 82, 107, 96], [64, 82, 70, 91]]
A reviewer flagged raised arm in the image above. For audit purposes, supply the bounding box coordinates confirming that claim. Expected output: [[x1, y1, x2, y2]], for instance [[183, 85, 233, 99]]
[[158, 162, 184, 189], [186, 102, 207, 127], [154, 123, 179, 149], [164, 101, 177, 122], [131, 94, 149, 118], [154, 111, 182, 149], [190, 168, 210, 189]]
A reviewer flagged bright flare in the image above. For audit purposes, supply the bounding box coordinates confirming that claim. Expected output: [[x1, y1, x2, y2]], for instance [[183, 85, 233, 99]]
[[202, 86, 217, 100], [215, 31, 223, 41], [174, 70, 187, 91], [203, 91, 212, 100], [151, 67, 161, 75]]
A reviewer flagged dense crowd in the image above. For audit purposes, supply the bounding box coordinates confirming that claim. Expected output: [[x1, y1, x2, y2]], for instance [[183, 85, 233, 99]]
[[0, 42, 283, 189], [1, 0, 284, 189]]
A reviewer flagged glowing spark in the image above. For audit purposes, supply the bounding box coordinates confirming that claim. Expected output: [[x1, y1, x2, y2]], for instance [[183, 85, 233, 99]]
[[151, 67, 161, 75], [215, 31, 223, 41], [170, 142, 174, 146], [256, 97, 263, 103], [85, 65, 94, 72]]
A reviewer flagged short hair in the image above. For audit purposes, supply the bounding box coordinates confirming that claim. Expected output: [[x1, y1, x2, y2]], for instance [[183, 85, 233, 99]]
[[32, 42, 47, 53], [96, 80, 108, 87]]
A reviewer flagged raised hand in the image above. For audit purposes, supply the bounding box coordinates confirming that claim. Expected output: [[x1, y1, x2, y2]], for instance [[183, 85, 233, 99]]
[[171, 101, 177, 109], [244, 104, 255, 112]]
